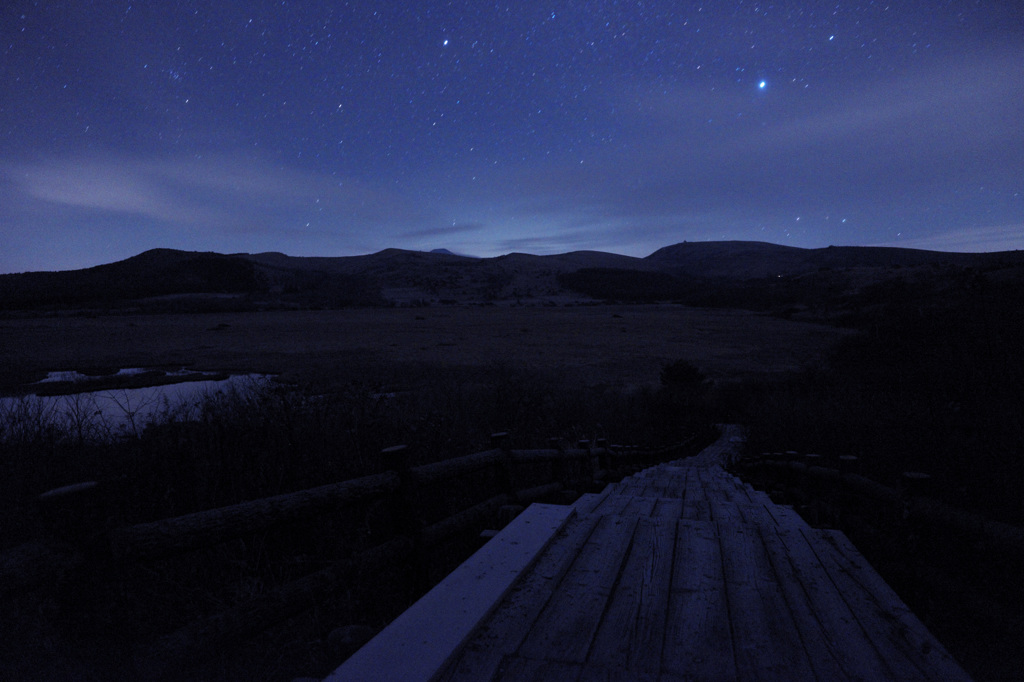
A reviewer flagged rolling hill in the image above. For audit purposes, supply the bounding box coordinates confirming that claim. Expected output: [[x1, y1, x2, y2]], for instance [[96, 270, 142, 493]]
[[2, 241, 1022, 316]]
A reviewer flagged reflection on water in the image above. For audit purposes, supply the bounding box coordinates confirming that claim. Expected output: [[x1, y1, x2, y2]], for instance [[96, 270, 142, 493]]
[[0, 372, 272, 438]]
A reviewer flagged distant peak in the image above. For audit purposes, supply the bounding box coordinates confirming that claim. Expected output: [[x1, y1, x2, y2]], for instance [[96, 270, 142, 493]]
[[429, 247, 478, 258]]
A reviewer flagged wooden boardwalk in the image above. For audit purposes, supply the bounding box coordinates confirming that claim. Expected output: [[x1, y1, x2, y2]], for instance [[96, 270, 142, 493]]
[[326, 427, 972, 682]]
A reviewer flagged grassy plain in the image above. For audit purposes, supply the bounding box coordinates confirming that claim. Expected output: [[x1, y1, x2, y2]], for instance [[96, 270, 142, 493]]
[[0, 304, 848, 394], [2, 301, 1019, 681]]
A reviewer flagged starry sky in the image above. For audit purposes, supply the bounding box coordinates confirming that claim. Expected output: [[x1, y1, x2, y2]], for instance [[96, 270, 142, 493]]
[[2, 1, 1023, 273]]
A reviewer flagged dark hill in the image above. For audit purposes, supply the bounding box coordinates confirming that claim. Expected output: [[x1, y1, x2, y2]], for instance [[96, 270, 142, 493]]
[[0, 250, 260, 310], [645, 241, 1020, 279], [0, 249, 383, 312], [4, 241, 1023, 314]]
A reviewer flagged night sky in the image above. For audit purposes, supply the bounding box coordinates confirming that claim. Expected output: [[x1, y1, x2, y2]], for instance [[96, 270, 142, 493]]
[[2, 2, 1022, 273]]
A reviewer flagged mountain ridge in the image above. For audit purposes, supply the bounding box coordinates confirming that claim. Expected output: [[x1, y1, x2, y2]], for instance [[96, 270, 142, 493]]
[[3, 241, 1023, 315]]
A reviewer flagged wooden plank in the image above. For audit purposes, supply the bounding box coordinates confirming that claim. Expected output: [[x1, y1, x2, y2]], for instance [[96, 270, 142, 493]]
[[576, 663, 658, 682], [651, 497, 683, 519], [744, 487, 777, 510], [614, 477, 646, 495], [653, 484, 686, 500], [681, 468, 710, 522], [638, 478, 666, 498], [663, 520, 737, 681], [440, 513, 603, 682], [805, 529, 973, 682], [717, 523, 817, 681], [641, 464, 688, 478], [588, 517, 675, 673], [701, 467, 752, 505], [590, 494, 637, 517], [325, 503, 575, 682], [761, 502, 809, 531], [617, 495, 658, 518], [699, 467, 747, 526], [645, 471, 686, 497], [706, 495, 745, 526], [573, 492, 608, 516], [767, 526, 896, 681], [494, 657, 582, 682], [517, 514, 640, 663]]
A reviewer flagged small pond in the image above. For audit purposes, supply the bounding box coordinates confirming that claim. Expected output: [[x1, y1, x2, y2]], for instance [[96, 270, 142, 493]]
[[0, 368, 273, 437]]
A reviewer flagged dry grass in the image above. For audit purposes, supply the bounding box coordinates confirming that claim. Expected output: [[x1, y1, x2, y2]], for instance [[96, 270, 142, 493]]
[[0, 305, 848, 394]]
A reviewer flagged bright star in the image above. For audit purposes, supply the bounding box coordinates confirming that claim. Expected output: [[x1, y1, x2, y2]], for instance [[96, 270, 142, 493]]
[[758, 80, 766, 89]]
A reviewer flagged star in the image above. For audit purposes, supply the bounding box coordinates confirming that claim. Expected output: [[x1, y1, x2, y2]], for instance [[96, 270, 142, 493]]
[[758, 81, 767, 90]]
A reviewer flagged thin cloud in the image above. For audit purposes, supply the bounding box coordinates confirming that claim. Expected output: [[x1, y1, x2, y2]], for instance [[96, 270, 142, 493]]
[[876, 225, 1024, 253], [751, 45, 1024, 161], [0, 152, 439, 250], [467, 44, 1024, 253], [402, 222, 486, 238]]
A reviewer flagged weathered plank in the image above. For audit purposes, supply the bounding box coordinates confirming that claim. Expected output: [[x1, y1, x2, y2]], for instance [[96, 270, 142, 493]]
[[362, 431, 972, 682], [760, 501, 809, 531], [766, 525, 896, 681], [577, 663, 658, 682], [613, 477, 645, 495], [717, 523, 817, 681], [589, 494, 639, 517], [517, 514, 640, 663], [616, 495, 658, 518], [805, 528, 973, 682], [680, 467, 710, 522], [573, 491, 611, 516], [755, 525, 850, 681], [588, 517, 675, 672], [494, 657, 582, 682], [325, 503, 575, 682], [440, 513, 604, 682], [663, 519, 737, 681], [651, 497, 683, 519]]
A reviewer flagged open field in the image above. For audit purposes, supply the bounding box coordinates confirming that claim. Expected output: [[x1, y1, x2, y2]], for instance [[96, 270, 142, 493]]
[[0, 305, 848, 395], [2, 301, 1022, 681]]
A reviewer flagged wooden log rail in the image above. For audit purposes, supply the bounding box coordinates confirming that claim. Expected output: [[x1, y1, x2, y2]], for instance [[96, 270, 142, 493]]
[[0, 432, 704, 676], [110, 471, 403, 562], [737, 454, 1024, 561]]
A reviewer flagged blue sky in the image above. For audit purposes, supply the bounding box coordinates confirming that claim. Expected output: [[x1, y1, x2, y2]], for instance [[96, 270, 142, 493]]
[[2, 1, 1022, 273]]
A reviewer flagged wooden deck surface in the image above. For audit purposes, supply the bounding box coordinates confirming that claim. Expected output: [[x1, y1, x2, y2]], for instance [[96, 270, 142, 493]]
[[327, 426, 973, 682]]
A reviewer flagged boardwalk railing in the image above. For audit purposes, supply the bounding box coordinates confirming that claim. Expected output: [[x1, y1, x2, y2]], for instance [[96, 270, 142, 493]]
[[735, 452, 1024, 561], [0, 432, 706, 675]]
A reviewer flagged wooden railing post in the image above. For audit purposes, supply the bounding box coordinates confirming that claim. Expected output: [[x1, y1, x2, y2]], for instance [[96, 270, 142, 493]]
[[901, 471, 932, 524], [595, 438, 610, 473], [382, 445, 427, 593], [38, 481, 110, 556], [382, 445, 417, 533], [901, 471, 932, 498], [547, 436, 566, 487], [491, 431, 515, 497]]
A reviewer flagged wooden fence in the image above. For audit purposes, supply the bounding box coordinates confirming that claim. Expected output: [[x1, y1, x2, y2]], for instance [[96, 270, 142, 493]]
[[1, 432, 706, 677], [735, 449, 1024, 641], [735, 451, 1024, 561]]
